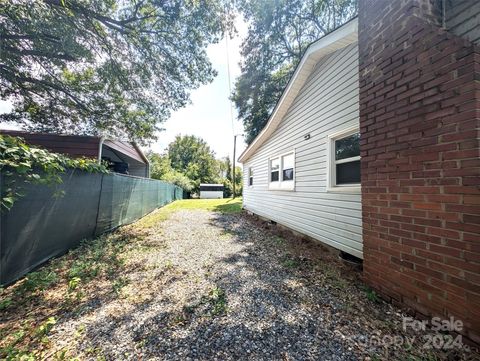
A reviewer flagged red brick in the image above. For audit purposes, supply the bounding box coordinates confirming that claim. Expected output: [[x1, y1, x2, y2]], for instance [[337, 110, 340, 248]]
[[426, 194, 461, 203], [413, 202, 443, 210], [359, 0, 479, 342], [429, 244, 462, 258]]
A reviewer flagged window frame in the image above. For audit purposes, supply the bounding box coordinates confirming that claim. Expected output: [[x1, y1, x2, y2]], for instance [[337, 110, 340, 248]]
[[248, 167, 254, 187], [269, 157, 280, 184], [268, 150, 295, 191], [327, 126, 361, 193]]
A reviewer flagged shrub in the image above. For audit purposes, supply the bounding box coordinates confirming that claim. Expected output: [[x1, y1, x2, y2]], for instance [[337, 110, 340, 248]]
[[0, 135, 108, 211]]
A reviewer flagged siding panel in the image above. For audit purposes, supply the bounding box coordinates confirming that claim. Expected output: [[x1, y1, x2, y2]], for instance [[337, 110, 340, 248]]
[[242, 42, 362, 258], [446, 0, 480, 45]]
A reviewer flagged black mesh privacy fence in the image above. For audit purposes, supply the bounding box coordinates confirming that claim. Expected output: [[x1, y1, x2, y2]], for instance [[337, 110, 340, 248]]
[[0, 171, 183, 285]]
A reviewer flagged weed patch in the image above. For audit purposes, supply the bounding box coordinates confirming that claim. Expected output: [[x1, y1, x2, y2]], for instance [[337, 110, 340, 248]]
[[281, 256, 300, 269], [363, 286, 380, 303], [0, 227, 142, 359], [182, 285, 228, 319], [207, 286, 227, 315]]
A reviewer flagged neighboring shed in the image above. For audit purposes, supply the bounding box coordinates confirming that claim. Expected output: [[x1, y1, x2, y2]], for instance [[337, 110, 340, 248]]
[[239, 19, 362, 258], [199, 184, 224, 199], [0, 130, 150, 178]]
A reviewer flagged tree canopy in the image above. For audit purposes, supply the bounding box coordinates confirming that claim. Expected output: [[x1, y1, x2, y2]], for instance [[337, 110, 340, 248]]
[[0, 0, 231, 144], [233, 0, 358, 144], [148, 136, 242, 196], [168, 135, 218, 189], [147, 151, 194, 192]]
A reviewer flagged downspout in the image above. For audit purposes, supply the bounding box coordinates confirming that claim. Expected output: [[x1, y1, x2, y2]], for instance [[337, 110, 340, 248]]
[[97, 136, 105, 164]]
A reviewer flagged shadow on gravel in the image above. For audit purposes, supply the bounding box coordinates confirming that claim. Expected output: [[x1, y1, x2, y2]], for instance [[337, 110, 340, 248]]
[[75, 212, 362, 360], [78, 212, 477, 361]]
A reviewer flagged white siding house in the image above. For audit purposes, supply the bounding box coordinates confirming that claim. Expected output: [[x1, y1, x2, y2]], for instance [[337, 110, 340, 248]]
[[238, 19, 363, 258]]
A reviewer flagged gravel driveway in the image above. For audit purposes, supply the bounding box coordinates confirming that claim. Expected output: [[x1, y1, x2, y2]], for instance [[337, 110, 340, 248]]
[[5, 206, 476, 360]]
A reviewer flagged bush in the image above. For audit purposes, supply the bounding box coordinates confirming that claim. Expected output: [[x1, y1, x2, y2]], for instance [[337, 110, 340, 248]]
[[0, 135, 108, 211], [161, 170, 194, 192]]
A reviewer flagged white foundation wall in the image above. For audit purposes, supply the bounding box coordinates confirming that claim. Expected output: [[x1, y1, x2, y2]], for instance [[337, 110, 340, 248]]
[[200, 191, 224, 199]]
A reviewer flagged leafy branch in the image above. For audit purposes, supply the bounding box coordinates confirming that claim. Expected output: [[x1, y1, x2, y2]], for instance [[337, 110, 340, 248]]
[[0, 135, 108, 211]]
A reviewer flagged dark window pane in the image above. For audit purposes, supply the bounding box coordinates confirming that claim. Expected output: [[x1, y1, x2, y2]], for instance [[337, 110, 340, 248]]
[[336, 160, 360, 185], [282, 168, 294, 181], [271, 170, 279, 182], [335, 133, 360, 160], [249, 177, 253, 186], [200, 185, 224, 191]]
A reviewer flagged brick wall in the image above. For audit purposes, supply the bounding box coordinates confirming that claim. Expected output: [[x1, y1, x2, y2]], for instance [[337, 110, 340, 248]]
[[359, 0, 480, 343]]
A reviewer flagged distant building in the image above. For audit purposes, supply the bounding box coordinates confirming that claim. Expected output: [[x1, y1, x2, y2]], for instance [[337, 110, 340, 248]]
[[1, 130, 149, 178], [199, 184, 224, 199]]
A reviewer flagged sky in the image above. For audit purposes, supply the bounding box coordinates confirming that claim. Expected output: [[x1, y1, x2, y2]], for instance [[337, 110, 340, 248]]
[[0, 16, 249, 163], [147, 17, 249, 161]]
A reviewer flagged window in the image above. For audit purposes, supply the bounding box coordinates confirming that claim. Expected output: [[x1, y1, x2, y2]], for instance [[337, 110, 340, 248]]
[[328, 128, 360, 190], [248, 167, 253, 186], [269, 151, 295, 190], [282, 153, 294, 181], [270, 158, 280, 182]]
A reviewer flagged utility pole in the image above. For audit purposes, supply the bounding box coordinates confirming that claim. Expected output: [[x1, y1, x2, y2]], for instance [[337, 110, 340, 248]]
[[232, 134, 237, 199]]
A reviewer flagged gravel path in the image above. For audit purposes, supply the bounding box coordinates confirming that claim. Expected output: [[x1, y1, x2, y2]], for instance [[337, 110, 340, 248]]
[[46, 209, 476, 360]]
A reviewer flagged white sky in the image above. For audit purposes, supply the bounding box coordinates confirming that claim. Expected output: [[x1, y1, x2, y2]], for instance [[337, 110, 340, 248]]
[[0, 15, 249, 162]]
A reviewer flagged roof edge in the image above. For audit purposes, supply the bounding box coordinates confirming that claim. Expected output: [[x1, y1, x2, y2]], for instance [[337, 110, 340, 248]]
[[238, 17, 358, 163]]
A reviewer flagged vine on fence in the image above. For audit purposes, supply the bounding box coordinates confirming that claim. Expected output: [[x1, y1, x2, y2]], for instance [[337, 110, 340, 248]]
[[0, 135, 108, 211]]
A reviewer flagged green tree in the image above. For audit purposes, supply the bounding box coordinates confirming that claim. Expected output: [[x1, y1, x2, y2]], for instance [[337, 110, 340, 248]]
[[220, 164, 242, 198], [161, 170, 194, 193], [225, 156, 233, 182], [167, 135, 218, 192], [233, 0, 357, 144], [147, 151, 171, 180], [217, 156, 232, 181], [0, 0, 231, 144], [147, 151, 194, 192], [233, 165, 243, 196]]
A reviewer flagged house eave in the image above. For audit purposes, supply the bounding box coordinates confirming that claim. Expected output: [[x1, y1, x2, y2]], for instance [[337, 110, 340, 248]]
[[238, 17, 358, 163]]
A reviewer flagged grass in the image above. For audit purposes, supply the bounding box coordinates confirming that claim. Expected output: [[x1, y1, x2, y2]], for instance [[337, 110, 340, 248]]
[[133, 198, 242, 230], [0, 229, 135, 359], [0, 197, 242, 359], [164, 197, 242, 214]]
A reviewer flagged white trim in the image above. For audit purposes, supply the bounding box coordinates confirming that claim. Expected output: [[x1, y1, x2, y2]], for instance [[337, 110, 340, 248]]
[[327, 126, 360, 192], [335, 156, 360, 165], [268, 150, 296, 191], [268, 156, 280, 189], [238, 18, 358, 163]]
